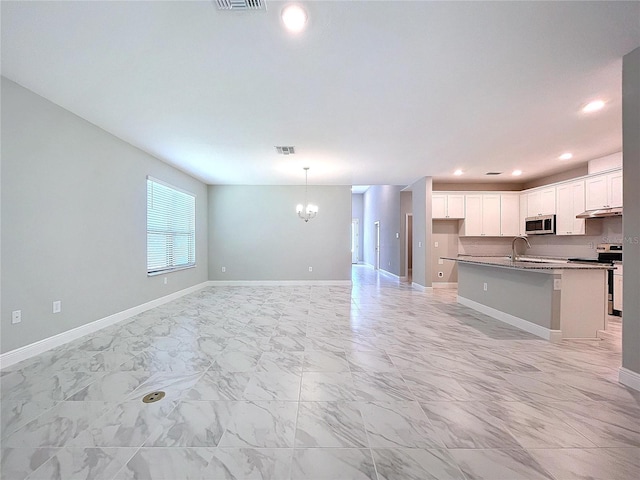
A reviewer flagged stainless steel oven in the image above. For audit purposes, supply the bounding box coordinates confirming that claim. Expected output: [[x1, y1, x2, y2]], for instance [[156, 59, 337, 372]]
[[525, 215, 556, 235]]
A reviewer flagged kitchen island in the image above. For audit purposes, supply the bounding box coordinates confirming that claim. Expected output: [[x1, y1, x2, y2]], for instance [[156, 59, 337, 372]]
[[442, 256, 610, 342]]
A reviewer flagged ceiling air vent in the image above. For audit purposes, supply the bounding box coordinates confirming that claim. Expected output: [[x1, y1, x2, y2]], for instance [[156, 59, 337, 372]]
[[215, 0, 265, 10], [275, 146, 295, 155], [485, 172, 502, 176]]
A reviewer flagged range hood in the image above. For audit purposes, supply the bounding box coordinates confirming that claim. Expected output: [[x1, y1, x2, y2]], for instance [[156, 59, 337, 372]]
[[576, 207, 623, 219]]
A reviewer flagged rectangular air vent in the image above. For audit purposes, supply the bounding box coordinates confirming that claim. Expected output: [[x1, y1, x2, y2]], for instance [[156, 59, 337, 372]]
[[485, 172, 502, 175], [275, 146, 295, 155], [215, 0, 265, 10]]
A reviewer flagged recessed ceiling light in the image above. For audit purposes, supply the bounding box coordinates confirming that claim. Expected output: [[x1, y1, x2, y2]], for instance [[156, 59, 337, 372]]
[[282, 4, 307, 33], [582, 100, 605, 113], [559, 152, 573, 160], [512, 170, 523, 176], [454, 169, 463, 176]]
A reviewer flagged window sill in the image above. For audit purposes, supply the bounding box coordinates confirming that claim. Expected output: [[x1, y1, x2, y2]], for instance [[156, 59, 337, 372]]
[[148, 264, 196, 277]]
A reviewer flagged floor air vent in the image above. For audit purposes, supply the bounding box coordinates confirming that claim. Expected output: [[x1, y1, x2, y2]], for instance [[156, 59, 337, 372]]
[[215, 0, 265, 10]]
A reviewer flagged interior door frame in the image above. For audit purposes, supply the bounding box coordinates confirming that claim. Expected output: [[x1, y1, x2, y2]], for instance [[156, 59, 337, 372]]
[[351, 218, 360, 264], [374, 221, 380, 270], [405, 213, 413, 277]]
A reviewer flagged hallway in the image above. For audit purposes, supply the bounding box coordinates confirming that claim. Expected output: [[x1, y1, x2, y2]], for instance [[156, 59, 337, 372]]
[[1, 265, 639, 479]]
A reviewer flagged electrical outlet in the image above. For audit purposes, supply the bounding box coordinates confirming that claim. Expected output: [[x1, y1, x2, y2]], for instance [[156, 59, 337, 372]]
[[438, 258, 444, 265], [12, 310, 21, 324], [52, 301, 61, 314], [396, 232, 399, 238], [434, 241, 439, 247], [221, 267, 226, 273], [483, 282, 488, 291], [418, 242, 422, 247], [308, 266, 313, 272], [554, 279, 562, 290], [163, 277, 168, 285]]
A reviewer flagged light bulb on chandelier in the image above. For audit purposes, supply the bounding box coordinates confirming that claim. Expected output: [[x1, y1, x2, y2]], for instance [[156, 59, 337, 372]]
[[296, 167, 318, 222]]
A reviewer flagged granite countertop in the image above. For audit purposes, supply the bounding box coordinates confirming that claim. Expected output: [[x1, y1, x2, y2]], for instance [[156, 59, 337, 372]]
[[441, 255, 612, 270]]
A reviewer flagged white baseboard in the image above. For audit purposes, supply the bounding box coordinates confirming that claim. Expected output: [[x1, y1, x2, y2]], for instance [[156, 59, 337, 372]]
[[411, 283, 433, 292], [458, 295, 563, 343], [619, 367, 640, 392], [207, 280, 352, 287], [0, 282, 210, 369], [379, 269, 400, 280], [432, 282, 458, 289]]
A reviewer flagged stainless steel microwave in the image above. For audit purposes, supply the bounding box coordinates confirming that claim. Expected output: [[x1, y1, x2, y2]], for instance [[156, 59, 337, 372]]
[[525, 215, 556, 235]]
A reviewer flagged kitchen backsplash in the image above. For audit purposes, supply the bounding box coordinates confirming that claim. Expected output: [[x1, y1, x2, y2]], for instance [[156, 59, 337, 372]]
[[458, 216, 623, 259]]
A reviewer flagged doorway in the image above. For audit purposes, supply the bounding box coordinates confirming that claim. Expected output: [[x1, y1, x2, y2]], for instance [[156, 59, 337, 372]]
[[351, 218, 360, 264], [405, 214, 413, 282], [374, 221, 380, 270]]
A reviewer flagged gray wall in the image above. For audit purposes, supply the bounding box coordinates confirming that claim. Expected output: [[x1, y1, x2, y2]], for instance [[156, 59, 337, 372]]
[[362, 185, 402, 275], [409, 177, 433, 287], [208, 185, 351, 281], [1, 78, 209, 354], [622, 47, 640, 377], [351, 193, 364, 263], [522, 165, 589, 190], [458, 263, 558, 330]]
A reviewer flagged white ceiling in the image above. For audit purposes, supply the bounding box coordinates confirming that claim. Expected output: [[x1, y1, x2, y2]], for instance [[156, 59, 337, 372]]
[[2, 1, 639, 187]]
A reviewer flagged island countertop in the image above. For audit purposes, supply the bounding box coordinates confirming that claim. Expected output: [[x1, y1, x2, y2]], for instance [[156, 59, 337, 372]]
[[442, 255, 612, 271]]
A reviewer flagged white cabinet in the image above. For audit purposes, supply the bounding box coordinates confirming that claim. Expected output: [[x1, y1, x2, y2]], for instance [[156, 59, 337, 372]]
[[482, 194, 501, 236], [556, 180, 586, 235], [500, 194, 520, 237], [463, 195, 483, 236], [519, 194, 528, 236], [432, 194, 465, 219], [462, 194, 500, 236], [586, 170, 622, 210], [527, 187, 556, 217]]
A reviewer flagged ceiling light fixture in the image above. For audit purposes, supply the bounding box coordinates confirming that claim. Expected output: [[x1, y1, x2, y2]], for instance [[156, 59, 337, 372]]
[[582, 100, 605, 113], [559, 152, 573, 160], [512, 169, 523, 176], [282, 4, 307, 33], [454, 169, 463, 176], [296, 167, 318, 222]]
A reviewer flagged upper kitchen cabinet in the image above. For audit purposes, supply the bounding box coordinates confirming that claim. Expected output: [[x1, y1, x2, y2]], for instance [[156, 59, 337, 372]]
[[519, 194, 528, 236], [461, 194, 500, 236], [432, 194, 465, 219], [500, 194, 520, 237], [585, 170, 623, 210], [526, 187, 556, 217], [556, 180, 586, 235]]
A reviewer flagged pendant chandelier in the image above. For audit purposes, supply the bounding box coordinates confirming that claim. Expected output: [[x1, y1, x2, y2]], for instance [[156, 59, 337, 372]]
[[296, 167, 318, 222]]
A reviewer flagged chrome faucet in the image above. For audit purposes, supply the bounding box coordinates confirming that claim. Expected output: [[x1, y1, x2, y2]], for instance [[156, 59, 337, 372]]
[[511, 236, 531, 261]]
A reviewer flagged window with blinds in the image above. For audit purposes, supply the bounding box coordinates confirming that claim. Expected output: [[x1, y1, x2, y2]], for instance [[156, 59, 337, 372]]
[[147, 177, 196, 275]]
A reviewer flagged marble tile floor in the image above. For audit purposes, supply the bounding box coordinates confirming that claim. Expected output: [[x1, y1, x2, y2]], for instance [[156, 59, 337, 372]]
[[2, 265, 639, 479]]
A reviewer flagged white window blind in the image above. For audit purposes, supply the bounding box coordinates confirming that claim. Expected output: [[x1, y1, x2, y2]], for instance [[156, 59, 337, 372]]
[[147, 177, 196, 275]]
